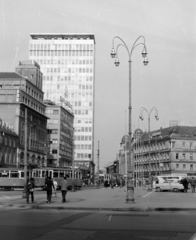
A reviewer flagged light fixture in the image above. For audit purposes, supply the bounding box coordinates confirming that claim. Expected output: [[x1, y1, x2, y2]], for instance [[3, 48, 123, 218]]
[[143, 57, 149, 66], [114, 57, 120, 66], [141, 48, 147, 58], [110, 48, 116, 58]]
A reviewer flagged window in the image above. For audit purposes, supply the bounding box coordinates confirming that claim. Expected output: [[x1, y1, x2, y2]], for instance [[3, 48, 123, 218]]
[[52, 149, 58, 154], [182, 142, 186, 148], [10, 171, 19, 178], [190, 165, 193, 171], [190, 142, 193, 149], [190, 154, 193, 160], [182, 153, 186, 160], [176, 164, 179, 169], [52, 139, 58, 144], [176, 153, 179, 159], [171, 141, 175, 148], [183, 164, 186, 169]]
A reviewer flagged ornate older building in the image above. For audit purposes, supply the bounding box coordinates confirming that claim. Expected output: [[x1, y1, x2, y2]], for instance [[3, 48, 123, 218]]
[[133, 126, 196, 179], [0, 60, 48, 168]]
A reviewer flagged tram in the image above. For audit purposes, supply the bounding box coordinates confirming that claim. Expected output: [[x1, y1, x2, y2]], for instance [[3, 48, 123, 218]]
[[0, 168, 30, 190], [0, 167, 82, 190], [32, 167, 83, 190]]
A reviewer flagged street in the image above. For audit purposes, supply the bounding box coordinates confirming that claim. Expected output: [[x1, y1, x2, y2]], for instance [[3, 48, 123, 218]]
[[0, 187, 196, 239]]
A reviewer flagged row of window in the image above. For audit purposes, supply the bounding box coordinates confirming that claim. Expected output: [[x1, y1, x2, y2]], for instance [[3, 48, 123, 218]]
[[30, 43, 94, 51], [76, 153, 92, 159], [75, 144, 92, 150], [35, 59, 93, 66], [74, 110, 89, 115], [25, 85, 43, 102], [30, 50, 94, 57], [74, 135, 92, 141], [43, 75, 93, 82], [46, 109, 59, 115], [22, 96, 45, 114], [4, 137, 16, 148], [172, 141, 196, 150], [176, 153, 193, 160], [44, 67, 93, 74], [75, 127, 92, 132]]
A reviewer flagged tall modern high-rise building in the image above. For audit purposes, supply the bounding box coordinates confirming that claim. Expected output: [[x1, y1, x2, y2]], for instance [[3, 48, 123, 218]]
[[29, 33, 95, 178]]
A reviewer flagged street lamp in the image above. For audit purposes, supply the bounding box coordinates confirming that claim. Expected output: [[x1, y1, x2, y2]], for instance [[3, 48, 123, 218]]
[[139, 107, 159, 191], [111, 36, 148, 203]]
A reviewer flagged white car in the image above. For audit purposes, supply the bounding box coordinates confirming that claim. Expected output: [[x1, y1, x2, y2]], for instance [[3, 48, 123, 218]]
[[154, 180, 184, 192]]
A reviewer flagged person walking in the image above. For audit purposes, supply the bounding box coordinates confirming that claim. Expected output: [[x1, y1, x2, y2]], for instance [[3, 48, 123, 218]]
[[45, 176, 54, 203], [26, 177, 35, 204], [190, 177, 196, 193], [53, 178, 58, 197], [61, 176, 68, 203], [181, 178, 189, 193]]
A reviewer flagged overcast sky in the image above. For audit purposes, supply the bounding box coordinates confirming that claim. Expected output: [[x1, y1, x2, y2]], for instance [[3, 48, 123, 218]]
[[0, 0, 196, 169]]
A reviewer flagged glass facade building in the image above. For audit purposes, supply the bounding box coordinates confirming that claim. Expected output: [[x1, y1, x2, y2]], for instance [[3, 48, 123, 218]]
[[29, 34, 95, 169]]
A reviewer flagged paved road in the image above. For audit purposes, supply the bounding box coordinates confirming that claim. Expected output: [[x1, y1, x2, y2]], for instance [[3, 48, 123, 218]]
[[0, 187, 196, 239]]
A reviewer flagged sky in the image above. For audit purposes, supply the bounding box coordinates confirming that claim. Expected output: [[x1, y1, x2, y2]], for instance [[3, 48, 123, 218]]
[[0, 0, 196, 170]]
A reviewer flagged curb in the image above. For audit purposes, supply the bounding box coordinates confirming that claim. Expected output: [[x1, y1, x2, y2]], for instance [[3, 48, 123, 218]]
[[2, 203, 196, 212]]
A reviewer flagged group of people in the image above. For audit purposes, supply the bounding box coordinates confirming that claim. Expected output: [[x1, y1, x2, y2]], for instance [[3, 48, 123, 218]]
[[181, 177, 196, 193], [26, 176, 68, 204]]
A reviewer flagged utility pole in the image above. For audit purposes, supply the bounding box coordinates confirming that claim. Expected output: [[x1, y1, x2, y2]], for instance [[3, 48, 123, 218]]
[[72, 129, 75, 192], [97, 141, 100, 188], [22, 108, 28, 198]]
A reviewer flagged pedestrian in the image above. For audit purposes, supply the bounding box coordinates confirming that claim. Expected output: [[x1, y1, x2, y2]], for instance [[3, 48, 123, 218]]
[[61, 176, 68, 203], [189, 177, 196, 193], [181, 178, 189, 193], [45, 176, 54, 203], [26, 177, 35, 204], [53, 178, 58, 197]]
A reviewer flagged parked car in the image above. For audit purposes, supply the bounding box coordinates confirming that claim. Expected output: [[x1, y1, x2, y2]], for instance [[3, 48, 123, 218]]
[[154, 180, 184, 192]]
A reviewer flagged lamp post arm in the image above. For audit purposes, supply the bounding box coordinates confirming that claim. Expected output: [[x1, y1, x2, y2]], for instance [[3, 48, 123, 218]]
[[115, 44, 130, 59], [130, 36, 147, 57], [149, 106, 158, 116], [140, 107, 149, 118], [113, 36, 130, 55], [130, 43, 147, 58]]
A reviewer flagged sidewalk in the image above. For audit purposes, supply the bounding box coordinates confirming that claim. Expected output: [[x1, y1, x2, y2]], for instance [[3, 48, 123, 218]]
[[1, 186, 196, 211]]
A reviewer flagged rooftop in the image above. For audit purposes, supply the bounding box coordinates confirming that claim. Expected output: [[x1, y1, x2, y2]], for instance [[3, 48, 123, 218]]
[[0, 72, 23, 79], [30, 33, 96, 44]]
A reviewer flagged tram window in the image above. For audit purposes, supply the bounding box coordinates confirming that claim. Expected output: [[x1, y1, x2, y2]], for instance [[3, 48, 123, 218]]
[[42, 171, 46, 178], [53, 171, 58, 178], [21, 172, 24, 178], [60, 171, 64, 178], [10, 171, 19, 178], [0, 171, 9, 178]]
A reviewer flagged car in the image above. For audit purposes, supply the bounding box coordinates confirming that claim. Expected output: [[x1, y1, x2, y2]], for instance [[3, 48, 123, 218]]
[[154, 180, 184, 192]]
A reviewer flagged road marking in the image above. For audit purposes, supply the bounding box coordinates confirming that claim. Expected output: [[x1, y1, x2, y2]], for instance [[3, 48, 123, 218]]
[[189, 232, 196, 240], [143, 191, 154, 198]]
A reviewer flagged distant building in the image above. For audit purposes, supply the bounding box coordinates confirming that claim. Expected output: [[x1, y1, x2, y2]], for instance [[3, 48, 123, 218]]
[[44, 99, 74, 167], [0, 60, 48, 168], [132, 126, 196, 178]]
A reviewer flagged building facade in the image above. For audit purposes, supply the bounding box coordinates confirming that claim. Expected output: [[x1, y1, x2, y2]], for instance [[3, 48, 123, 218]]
[[29, 33, 95, 177], [131, 126, 196, 179], [44, 100, 74, 167], [0, 61, 48, 168], [0, 122, 18, 167]]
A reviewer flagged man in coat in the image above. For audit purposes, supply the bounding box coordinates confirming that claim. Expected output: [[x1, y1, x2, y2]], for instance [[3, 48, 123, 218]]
[[45, 176, 54, 203], [61, 176, 68, 203]]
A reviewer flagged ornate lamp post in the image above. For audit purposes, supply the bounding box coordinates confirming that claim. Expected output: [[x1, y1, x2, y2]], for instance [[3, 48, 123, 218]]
[[139, 107, 159, 191], [110, 36, 148, 203]]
